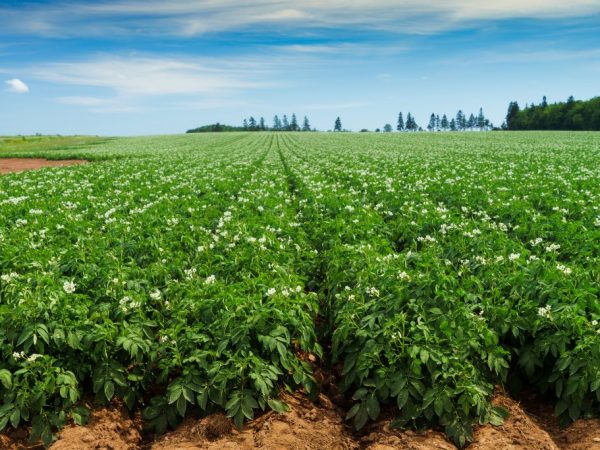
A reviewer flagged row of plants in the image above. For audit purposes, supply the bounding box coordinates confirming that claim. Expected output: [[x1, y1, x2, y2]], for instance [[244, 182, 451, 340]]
[[279, 132, 600, 445], [0, 131, 599, 447], [0, 134, 322, 445]]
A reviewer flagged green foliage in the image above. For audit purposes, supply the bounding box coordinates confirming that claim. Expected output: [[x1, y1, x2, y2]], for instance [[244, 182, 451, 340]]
[[1, 131, 599, 447], [506, 96, 600, 130], [186, 123, 245, 133]]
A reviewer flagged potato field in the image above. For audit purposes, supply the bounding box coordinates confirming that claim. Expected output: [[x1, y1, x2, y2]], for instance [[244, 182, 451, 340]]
[[1, 132, 599, 448]]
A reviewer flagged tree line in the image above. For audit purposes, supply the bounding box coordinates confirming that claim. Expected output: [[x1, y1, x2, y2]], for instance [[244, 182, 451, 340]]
[[244, 114, 315, 131], [187, 109, 494, 134], [370, 108, 492, 133], [505, 96, 600, 131], [187, 114, 317, 133]]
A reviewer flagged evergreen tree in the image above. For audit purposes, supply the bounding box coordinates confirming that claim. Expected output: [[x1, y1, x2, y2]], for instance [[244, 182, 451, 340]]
[[302, 116, 311, 132], [435, 115, 441, 131], [290, 113, 299, 131], [248, 116, 257, 131], [505, 102, 520, 130], [427, 113, 436, 132], [441, 114, 449, 131], [406, 113, 418, 131], [542, 96, 548, 108], [397, 112, 405, 131], [243, 119, 248, 130], [273, 115, 281, 130], [477, 108, 485, 130], [456, 110, 466, 130], [467, 113, 476, 130], [413, 116, 420, 130], [282, 115, 290, 131], [450, 118, 457, 131], [259, 117, 266, 131], [334, 116, 342, 132], [503, 95, 600, 131]]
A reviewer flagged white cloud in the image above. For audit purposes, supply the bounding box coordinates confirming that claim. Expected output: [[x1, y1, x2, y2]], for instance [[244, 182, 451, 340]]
[[5, 78, 29, 93], [440, 48, 600, 66], [32, 56, 272, 96], [30, 54, 287, 114], [1, 0, 599, 37]]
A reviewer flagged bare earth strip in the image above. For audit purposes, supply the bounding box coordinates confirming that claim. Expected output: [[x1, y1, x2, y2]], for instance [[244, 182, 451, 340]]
[[0, 158, 87, 174], [2, 393, 600, 449]]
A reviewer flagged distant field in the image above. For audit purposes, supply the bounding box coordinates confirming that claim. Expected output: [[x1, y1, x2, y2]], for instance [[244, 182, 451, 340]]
[[0, 135, 113, 158], [1, 131, 599, 447]]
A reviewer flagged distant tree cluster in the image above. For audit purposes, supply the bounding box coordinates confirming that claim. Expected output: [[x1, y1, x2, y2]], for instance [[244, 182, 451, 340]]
[[188, 109, 497, 134], [505, 96, 600, 131], [245, 114, 315, 131], [187, 114, 316, 133], [406, 108, 493, 131], [396, 112, 420, 131], [186, 123, 245, 133]]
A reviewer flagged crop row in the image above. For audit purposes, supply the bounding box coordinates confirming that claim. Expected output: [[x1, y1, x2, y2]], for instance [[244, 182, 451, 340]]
[[1, 132, 599, 447], [279, 132, 600, 445]]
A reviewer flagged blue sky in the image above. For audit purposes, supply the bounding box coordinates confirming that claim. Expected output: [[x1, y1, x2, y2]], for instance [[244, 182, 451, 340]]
[[1, 0, 600, 135]]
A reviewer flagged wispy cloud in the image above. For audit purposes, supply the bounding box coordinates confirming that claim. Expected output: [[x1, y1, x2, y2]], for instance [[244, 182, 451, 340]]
[[2, 0, 600, 37], [27, 53, 292, 114], [31, 56, 272, 96], [440, 47, 600, 66], [5, 78, 29, 93]]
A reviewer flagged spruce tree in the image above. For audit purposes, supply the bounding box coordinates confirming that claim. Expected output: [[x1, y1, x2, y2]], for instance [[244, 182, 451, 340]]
[[282, 115, 290, 131], [248, 116, 256, 130], [456, 110, 465, 130], [441, 114, 449, 131], [406, 113, 418, 131], [302, 116, 311, 132], [243, 119, 248, 130], [435, 115, 441, 131], [334, 117, 342, 132], [505, 102, 520, 130], [273, 115, 281, 130], [467, 113, 476, 130], [259, 117, 266, 131], [427, 113, 436, 132], [477, 108, 485, 130], [290, 114, 299, 131], [450, 118, 457, 131], [397, 112, 405, 131]]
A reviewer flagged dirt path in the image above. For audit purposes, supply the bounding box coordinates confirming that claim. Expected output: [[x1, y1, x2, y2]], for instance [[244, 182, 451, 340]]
[[0, 158, 87, 174]]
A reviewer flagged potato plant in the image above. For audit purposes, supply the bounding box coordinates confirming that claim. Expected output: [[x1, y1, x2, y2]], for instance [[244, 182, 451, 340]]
[[1, 131, 599, 446]]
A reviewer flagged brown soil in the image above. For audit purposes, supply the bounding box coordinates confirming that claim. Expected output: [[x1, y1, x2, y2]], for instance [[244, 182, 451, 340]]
[[0, 158, 87, 174], [3, 392, 600, 449], [520, 396, 600, 450], [471, 393, 558, 450], [148, 392, 356, 449], [50, 404, 142, 450]]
